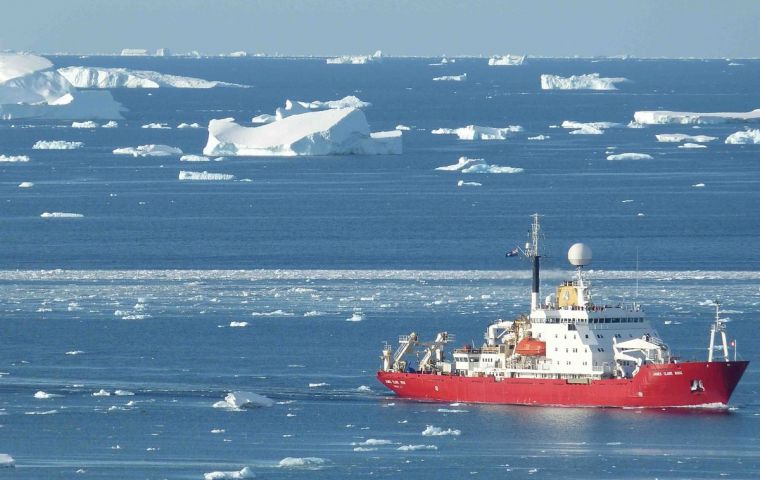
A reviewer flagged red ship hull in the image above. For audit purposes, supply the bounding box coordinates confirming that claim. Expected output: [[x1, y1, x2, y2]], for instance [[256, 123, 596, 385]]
[[377, 361, 748, 408]]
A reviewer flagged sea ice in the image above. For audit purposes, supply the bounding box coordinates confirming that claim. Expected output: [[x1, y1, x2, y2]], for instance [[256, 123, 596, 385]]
[[431, 124, 522, 140], [395, 124, 411, 131], [203, 467, 255, 479], [0, 155, 29, 162], [540, 73, 628, 90], [432, 73, 466, 81], [71, 121, 98, 128], [251, 114, 276, 124], [397, 444, 438, 451], [177, 122, 201, 128], [679, 143, 707, 149], [40, 212, 84, 218], [725, 128, 760, 144], [0, 454, 14, 468], [34, 391, 61, 399], [436, 156, 522, 174], [528, 135, 549, 140], [102, 121, 118, 128], [180, 154, 211, 162], [277, 457, 327, 468], [561, 120, 620, 135], [326, 50, 382, 64], [33, 140, 84, 149], [606, 153, 653, 161], [229, 321, 248, 327], [204, 108, 402, 156], [113, 145, 183, 157], [634, 109, 760, 125], [141, 122, 170, 129], [178, 171, 235, 181], [92, 389, 111, 396], [220, 391, 274, 409], [421, 425, 461, 436], [488, 55, 525, 66], [58, 66, 246, 88], [655, 133, 716, 143], [457, 180, 482, 187]]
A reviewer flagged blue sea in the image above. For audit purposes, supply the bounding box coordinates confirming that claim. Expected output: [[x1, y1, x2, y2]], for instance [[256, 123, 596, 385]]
[[0, 56, 758, 479]]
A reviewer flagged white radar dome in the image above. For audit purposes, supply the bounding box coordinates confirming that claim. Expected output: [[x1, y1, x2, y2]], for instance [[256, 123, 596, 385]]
[[568, 243, 592, 267]]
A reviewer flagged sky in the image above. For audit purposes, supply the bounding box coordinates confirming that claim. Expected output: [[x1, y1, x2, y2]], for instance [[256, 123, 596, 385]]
[[1, 0, 759, 58]]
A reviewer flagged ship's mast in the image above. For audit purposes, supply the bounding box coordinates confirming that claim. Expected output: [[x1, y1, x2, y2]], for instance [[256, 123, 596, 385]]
[[526, 214, 541, 311]]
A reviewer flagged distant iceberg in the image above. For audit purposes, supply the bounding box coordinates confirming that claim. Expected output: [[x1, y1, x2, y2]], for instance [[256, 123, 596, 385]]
[[58, 66, 247, 89], [432, 124, 523, 140], [436, 156, 522, 174], [561, 120, 620, 135], [178, 170, 235, 181], [113, 144, 183, 157], [177, 122, 201, 128], [634, 109, 760, 125], [18, 182, 33, 188], [725, 128, 760, 144], [0, 154, 29, 162], [33, 140, 83, 149], [432, 73, 466, 82], [203, 467, 255, 480], [203, 108, 402, 157], [71, 121, 99, 128], [655, 133, 716, 143], [40, 212, 84, 218], [679, 142, 707, 149], [457, 180, 482, 187], [606, 153, 653, 161], [141, 122, 170, 129], [120, 48, 149, 56], [0, 52, 124, 120], [326, 50, 382, 64], [541, 73, 628, 90], [488, 55, 525, 66], [217, 391, 274, 409], [0, 454, 14, 468]]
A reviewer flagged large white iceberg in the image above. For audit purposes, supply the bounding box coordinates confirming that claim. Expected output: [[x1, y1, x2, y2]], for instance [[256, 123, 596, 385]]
[[488, 55, 525, 66], [725, 128, 760, 144], [655, 133, 717, 143], [252, 96, 372, 125], [58, 66, 246, 89], [0, 53, 124, 120], [634, 109, 760, 125], [540, 73, 628, 90], [431, 124, 523, 140], [326, 50, 382, 64], [204, 108, 402, 156]]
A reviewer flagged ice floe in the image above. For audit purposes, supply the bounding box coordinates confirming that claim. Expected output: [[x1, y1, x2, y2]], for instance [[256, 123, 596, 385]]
[[0, 154, 29, 162], [40, 212, 84, 218], [397, 444, 438, 451], [436, 156, 522, 174], [432, 125, 522, 140], [540, 73, 628, 90], [229, 321, 248, 327], [114, 390, 134, 396], [308, 382, 329, 388], [725, 128, 760, 144], [92, 389, 111, 396], [528, 134, 549, 140], [141, 122, 170, 129], [178, 171, 235, 181], [655, 133, 716, 143], [436, 157, 484, 171], [71, 121, 98, 128], [102, 120, 118, 128], [215, 391, 274, 409], [634, 109, 760, 125], [17, 181, 33, 188], [34, 391, 61, 399], [488, 54, 525, 66], [180, 154, 211, 162], [0, 454, 14, 468], [277, 457, 327, 469], [326, 50, 382, 64], [58, 66, 247, 88], [0, 53, 124, 120], [395, 124, 411, 131], [432, 73, 466, 82], [421, 425, 461, 436], [457, 180, 482, 187], [561, 120, 620, 135], [346, 312, 364, 322], [251, 96, 371, 125], [65, 350, 84, 355], [113, 144, 183, 157], [356, 385, 372, 392], [32, 140, 84, 149], [203, 108, 401, 156], [606, 153, 653, 161], [354, 439, 392, 446], [203, 467, 255, 480], [679, 143, 706, 149], [177, 122, 201, 128]]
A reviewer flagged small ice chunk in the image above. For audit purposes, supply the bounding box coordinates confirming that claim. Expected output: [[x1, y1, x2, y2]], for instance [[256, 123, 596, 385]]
[[436, 156, 483, 171], [141, 122, 170, 129], [32, 140, 84, 149], [92, 389, 111, 396], [71, 121, 99, 128], [679, 142, 707, 149], [177, 122, 201, 128], [114, 390, 134, 396], [540, 73, 628, 90], [655, 133, 716, 143], [113, 144, 183, 157], [220, 391, 274, 409], [0, 155, 29, 162], [397, 444, 438, 451], [178, 170, 235, 181], [355, 439, 392, 446], [461, 163, 522, 174], [421, 425, 461, 436], [432, 73, 467, 82], [0, 454, 14, 468], [488, 55, 525, 66], [308, 382, 329, 388], [356, 385, 372, 392], [277, 457, 326, 468], [725, 128, 760, 144], [180, 154, 210, 162], [65, 350, 84, 355], [457, 180, 482, 187], [395, 124, 411, 131], [203, 467, 255, 479], [606, 153, 653, 161], [432, 125, 522, 140], [692, 183, 706, 187], [40, 212, 84, 218], [102, 121, 119, 128], [527, 135, 549, 140], [229, 321, 248, 327], [34, 390, 60, 399]]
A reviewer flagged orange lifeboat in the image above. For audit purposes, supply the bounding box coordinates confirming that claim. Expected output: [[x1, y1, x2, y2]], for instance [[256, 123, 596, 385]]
[[515, 337, 546, 356]]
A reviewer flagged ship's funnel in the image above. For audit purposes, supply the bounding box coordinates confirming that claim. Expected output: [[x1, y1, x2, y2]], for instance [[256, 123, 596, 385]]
[[568, 243, 592, 267]]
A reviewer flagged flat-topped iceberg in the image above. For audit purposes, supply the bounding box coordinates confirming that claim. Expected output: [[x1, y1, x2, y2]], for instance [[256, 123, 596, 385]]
[[655, 133, 717, 143], [252, 96, 372, 125], [725, 128, 760, 144], [204, 108, 402, 156], [634, 109, 760, 125], [432, 125, 523, 140], [326, 50, 382, 64], [432, 73, 466, 82], [58, 66, 247, 89], [561, 120, 621, 135], [33, 140, 83, 149], [113, 144, 183, 157], [541, 73, 628, 90], [0, 52, 124, 120], [488, 55, 525, 66], [606, 153, 653, 161], [178, 170, 235, 181]]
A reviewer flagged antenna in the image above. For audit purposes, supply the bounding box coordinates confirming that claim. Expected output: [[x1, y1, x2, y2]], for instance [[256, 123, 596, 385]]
[[635, 247, 639, 300]]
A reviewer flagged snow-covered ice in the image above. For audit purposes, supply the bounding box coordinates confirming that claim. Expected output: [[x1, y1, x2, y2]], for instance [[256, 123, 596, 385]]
[[457, 180, 482, 187], [178, 171, 235, 181], [32, 140, 84, 149], [606, 153, 653, 161], [679, 142, 707, 149], [326, 50, 382, 64], [436, 156, 522, 174], [421, 425, 461, 436], [0, 454, 14, 468], [18, 182, 34, 188], [0, 154, 29, 162], [58, 66, 247, 89], [229, 321, 248, 327], [204, 108, 401, 156], [277, 457, 326, 468], [40, 212, 84, 218], [203, 467, 255, 480], [561, 120, 620, 135], [113, 145, 183, 157], [141, 122, 170, 129], [634, 109, 760, 125], [34, 391, 61, 399], [180, 154, 211, 162], [725, 128, 760, 144], [488, 55, 525, 66], [540, 73, 628, 90], [655, 133, 716, 143], [432, 125, 522, 140], [432, 73, 466, 82], [217, 391, 274, 409], [397, 444, 438, 451]]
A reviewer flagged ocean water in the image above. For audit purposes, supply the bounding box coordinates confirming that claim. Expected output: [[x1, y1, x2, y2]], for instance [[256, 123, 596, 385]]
[[0, 57, 759, 478]]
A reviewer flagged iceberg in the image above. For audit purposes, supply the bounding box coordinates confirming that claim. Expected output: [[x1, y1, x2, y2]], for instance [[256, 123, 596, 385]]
[[606, 153, 653, 161], [528, 134, 549, 140], [58, 66, 247, 89], [120, 49, 149, 56], [655, 133, 717, 143], [540, 73, 628, 90], [40, 212, 84, 218], [33, 140, 83, 149], [219, 391, 274, 409], [178, 170, 235, 181], [102, 121, 118, 128], [71, 121, 98, 128], [180, 154, 211, 162], [457, 180, 482, 187], [432, 73, 466, 82], [0, 454, 14, 468], [277, 457, 327, 469], [0, 53, 124, 120], [633, 109, 760, 125], [203, 108, 402, 157], [203, 467, 255, 480], [395, 124, 411, 131], [326, 50, 382, 64], [436, 156, 521, 174], [177, 122, 201, 128], [0, 154, 29, 162], [679, 143, 707, 149], [141, 122, 170, 129], [435, 156, 484, 171], [421, 425, 461, 436], [488, 55, 525, 66], [18, 182, 34, 188], [113, 145, 183, 157], [725, 128, 760, 144], [561, 120, 620, 135], [431, 124, 522, 140], [34, 391, 61, 399]]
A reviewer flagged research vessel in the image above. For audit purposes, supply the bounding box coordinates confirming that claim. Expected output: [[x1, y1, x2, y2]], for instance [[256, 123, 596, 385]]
[[377, 215, 748, 408]]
